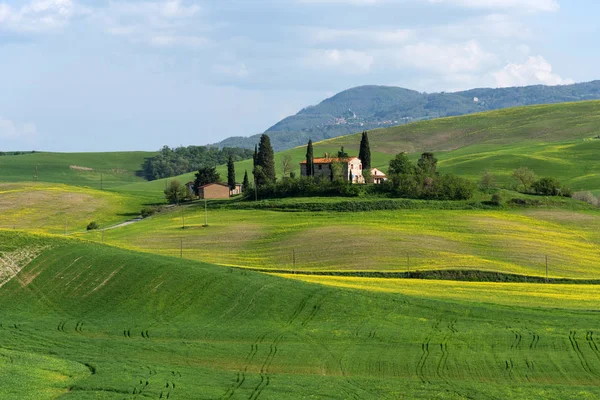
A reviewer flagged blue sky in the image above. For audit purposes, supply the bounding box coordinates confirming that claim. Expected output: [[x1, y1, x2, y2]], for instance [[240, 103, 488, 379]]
[[0, 0, 597, 151]]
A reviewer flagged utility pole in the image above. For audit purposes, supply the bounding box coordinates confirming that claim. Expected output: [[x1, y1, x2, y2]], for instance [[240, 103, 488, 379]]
[[181, 205, 185, 229], [545, 255, 549, 283], [203, 199, 208, 227], [293, 249, 296, 274], [407, 254, 410, 276]]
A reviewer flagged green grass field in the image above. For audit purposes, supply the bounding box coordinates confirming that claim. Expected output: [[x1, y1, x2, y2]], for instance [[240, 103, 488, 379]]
[[3, 231, 600, 399], [3, 101, 600, 398], [0, 183, 153, 234], [75, 201, 600, 279], [0, 151, 154, 189]]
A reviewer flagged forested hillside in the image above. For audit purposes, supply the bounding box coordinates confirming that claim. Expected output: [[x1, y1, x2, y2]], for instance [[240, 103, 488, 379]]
[[216, 81, 600, 151]]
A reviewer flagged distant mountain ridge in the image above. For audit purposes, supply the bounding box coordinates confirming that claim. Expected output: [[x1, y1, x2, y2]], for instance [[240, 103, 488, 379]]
[[215, 81, 600, 151]]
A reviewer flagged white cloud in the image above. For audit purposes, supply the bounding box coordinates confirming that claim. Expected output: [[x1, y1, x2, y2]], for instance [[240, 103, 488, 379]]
[[298, 0, 380, 5], [212, 62, 249, 79], [150, 34, 209, 48], [305, 49, 374, 74], [427, 0, 559, 13], [397, 40, 497, 74], [493, 55, 574, 87], [107, 0, 200, 19], [0, 118, 37, 141], [0, 0, 76, 32], [102, 1, 207, 48], [312, 28, 415, 45]]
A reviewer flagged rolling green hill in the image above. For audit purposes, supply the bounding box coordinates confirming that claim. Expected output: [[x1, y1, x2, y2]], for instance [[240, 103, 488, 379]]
[[0, 151, 155, 188], [0, 183, 151, 234], [217, 81, 600, 151], [82, 202, 600, 279], [4, 230, 600, 398], [121, 100, 600, 201]]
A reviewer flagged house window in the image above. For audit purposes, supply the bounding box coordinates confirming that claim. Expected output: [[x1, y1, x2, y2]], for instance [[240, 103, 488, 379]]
[[350, 164, 353, 170], [359, 164, 362, 170]]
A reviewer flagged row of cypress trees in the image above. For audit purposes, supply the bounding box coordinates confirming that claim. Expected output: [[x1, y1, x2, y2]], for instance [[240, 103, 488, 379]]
[[229, 131, 371, 193]]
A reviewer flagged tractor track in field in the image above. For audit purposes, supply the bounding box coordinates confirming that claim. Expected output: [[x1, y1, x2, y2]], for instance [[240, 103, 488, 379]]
[[248, 334, 284, 400], [525, 359, 535, 381], [222, 290, 329, 400], [586, 331, 600, 361], [221, 333, 267, 399], [528, 331, 540, 350], [510, 330, 522, 350], [436, 335, 450, 383], [568, 330, 593, 374], [416, 336, 432, 384]]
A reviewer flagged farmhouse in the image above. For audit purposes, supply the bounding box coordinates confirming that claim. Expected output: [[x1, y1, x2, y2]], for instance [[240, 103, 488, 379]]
[[300, 156, 364, 183], [370, 168, 388, 184], [197, 183, 231, 199]]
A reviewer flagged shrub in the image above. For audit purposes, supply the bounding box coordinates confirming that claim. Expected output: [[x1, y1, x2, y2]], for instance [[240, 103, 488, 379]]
[[490, 193, 503, 206], [87, 221, 100, 231], [509, 198, 542, 207], [479, 170, 496, 192], [141, 206, 158, 218], [532, 177, 570, 197], [248, 176, 363, 200], [512, 167, 537, 192], [164, 179, 188, 204], [573, 191, 599, 206]]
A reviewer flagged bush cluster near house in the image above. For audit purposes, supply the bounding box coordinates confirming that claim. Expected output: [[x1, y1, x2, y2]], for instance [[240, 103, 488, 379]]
[[142, 145, 253, 180], [376, 152, 474, 200]]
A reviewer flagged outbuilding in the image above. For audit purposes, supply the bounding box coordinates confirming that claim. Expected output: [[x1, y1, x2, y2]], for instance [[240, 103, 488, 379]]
[[197, 183, 231, 199]]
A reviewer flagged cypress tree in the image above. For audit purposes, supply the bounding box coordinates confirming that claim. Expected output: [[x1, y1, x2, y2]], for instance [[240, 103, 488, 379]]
[[255, 134, 276, 186], [253, 144, 258, 167], [305, 139, 314, 177], [242, 170, 250, 193], [359, 131, 371, 171], [227, 155, 236, 190]]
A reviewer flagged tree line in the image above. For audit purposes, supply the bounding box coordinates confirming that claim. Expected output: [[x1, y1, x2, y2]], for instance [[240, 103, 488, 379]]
[[142, 145, 253, 180]]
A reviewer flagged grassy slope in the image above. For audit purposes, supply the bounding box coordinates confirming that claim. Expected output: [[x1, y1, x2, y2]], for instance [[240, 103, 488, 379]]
[[0, 151, 155, 189], [3, 231, 600, 399], [114, 101, 600, 202], [81, 203, 600, 279], [0, 183, 153, 234]]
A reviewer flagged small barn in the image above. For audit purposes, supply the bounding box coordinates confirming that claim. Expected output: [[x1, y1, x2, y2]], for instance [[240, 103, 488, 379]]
[[230, 183, 243, 196], [370, 168, 388, 184], [197, 183, 230, 199]]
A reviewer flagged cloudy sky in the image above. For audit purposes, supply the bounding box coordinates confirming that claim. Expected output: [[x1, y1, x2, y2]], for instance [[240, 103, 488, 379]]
[[0, 0, 597, 151]]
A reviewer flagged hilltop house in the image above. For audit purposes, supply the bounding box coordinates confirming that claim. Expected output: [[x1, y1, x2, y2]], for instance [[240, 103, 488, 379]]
[[300, 156, 364, 184]]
